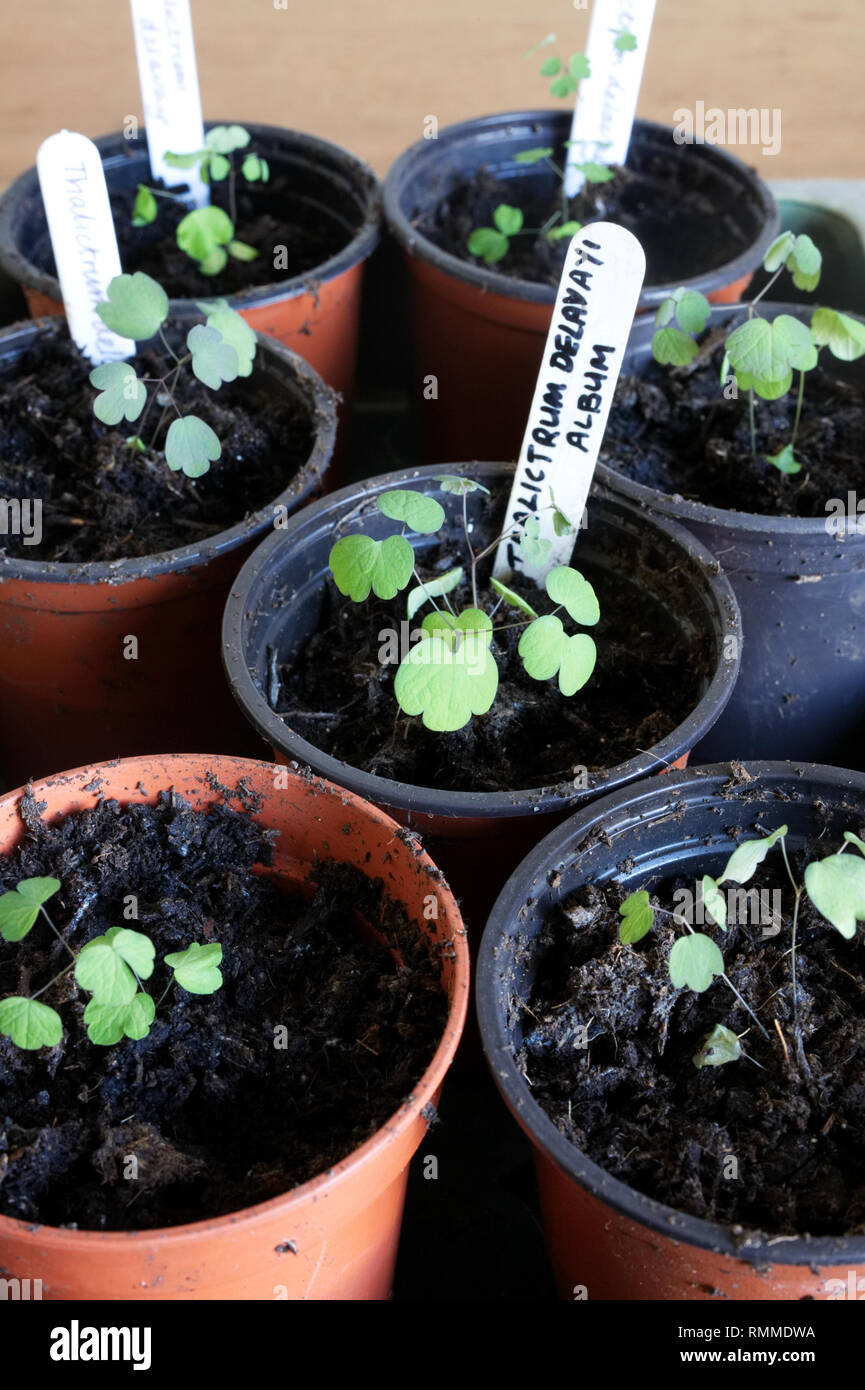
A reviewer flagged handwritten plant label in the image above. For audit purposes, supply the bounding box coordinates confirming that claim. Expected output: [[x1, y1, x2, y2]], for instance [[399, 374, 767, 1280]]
[[129, 0, 207, 206], [493, 222, 645, 584], [564, 0, 657, 198], [36, 131, 135, 364]]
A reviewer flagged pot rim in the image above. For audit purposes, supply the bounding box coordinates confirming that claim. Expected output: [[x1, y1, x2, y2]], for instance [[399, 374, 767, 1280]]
[[0, 315, 337, 584], [222, 461, 742, 821], [0, 752, 469, 1251], [476, 759, 865, 1266], [0, 122, 382, 314], [599, 301, 865, 536], [383, 110, 780, 310]]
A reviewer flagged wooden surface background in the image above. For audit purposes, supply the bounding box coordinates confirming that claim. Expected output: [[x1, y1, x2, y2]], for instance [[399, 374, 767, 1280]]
[[1, 0, 862, 187]]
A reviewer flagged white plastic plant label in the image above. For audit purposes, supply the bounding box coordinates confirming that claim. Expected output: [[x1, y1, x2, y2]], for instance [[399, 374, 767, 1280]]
[[129, 0, 207, 206], [493, 222, 645, 584], [36, 131, 135, 364], [564, 0, 657, 198]]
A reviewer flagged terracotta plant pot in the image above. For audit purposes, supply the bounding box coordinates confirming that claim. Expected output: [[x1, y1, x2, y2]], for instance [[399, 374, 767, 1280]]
[[597, 303, 865, 766], [0, 753, 468, 1300], [0, 317, 336, 787], [221, 462, 741, 930], [0, 123, 381, 411], [383, 111, 779, 463], [477, 761, 865, 1300]]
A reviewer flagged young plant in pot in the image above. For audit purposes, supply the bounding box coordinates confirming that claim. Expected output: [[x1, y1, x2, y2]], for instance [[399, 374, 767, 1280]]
[[0, 122, 381, 402], [222, 464, 742, 929], [0, 753, 468, 1300], [597, 230, 865, 767], [0, 271, 336, 785], [382, 27, 779, 462], [477, 760, 865, 1300]]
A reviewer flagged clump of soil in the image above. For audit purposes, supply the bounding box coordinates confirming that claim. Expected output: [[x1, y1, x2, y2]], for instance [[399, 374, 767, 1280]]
[[0, 786, 446, 1231], [603, 329, 865, 518], [0, 329, 314, 562], [274, 514, 711, 794], [519, 847, 865, 1237], [29, 172, 355, 301], [418, 142, 751, 288]]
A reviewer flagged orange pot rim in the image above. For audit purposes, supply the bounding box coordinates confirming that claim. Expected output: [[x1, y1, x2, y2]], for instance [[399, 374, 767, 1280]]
[[383, 110, 780, 313], [0, 752, 469, 1252], [0, 316, 337, 585], [0, 122, 381, 319], [477, 760, 865, 1269]]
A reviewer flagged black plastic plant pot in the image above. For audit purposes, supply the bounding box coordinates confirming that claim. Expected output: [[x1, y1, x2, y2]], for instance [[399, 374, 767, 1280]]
[[597, 302, 865, 767], [476, 761, 865, 1300], [0, 314, 336, 787], [382, 110, 779, 464], [0, 123, 381, 410], [222, 461, 741, 930]]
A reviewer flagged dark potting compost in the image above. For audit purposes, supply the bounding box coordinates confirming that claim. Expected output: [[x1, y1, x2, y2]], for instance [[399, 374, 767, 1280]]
[[518, 848, 865, 1237], [29, 175, 353, 301], [603, 331, 865, 518], [0, 333, 313, 562], [420, 149, 748, 289], [0, 788, 446, 1231], [274, 537, 710, 795]]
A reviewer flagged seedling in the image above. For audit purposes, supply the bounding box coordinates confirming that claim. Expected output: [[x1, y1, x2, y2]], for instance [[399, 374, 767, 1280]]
[[132, 125, 269, 276], [467, 32, 623, 265], [0, 876, 222, 1050], [89, 271, 257, 477], [327, 476, 599, 733], [650, 232, 865, 473], [618, 825, 865, 1071]]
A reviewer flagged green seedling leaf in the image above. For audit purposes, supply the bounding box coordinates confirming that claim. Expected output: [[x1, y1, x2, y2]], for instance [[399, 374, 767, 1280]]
[[97, 272, 169, 341], [693, 1023, 741, 1069], [434, 474, 490, 496], [788, 233, 822, 291], [549, 489, 573, 535], [206, 152, 230, 181], [651, 327, 698, 366], [701, 875, 727, 931], [377, 489, 445, 534], [229, 240, 259, 262], [165, 416, 221, 478], [406, 566, 463, 621], [547, 220, 582, 244], [177, 206, 234, 264], [519, 516, 552, 566], [490, 577, 538, 618], [84, 993, 155, 1045], [205, 124, 251, 154], [568, 52, 591, 78], [654, 295, 677, 328], [539, 57, 561, 76], [394, 628, 498, 731], [186, 323, 239, 390], [493, 205, 524, 237], [198, 247, 228, 276], [618, 890, 653, 944], [811, 307, 865, 362], [518, 615, 597, 696], [804, 853, 865, 939], [90, 362, 147, 426], [164, 149, 206, 170], [573, 162, 615, 183], [675, 289, 711, 335], [717, 825, 788, 886], [726, 315, 818, 394], [550, 75, 576, 97], [165, 942, 223, 994], [329, 533, 414, 602], [763, 231, 796, 273], [545, 566, 600, 625], [0, 876, 60, 942], [241, 153, 266, 181], [421, 607, 492, 645], [467, 227, 510, 265], [843, 832, 865, 857], [613, 29, 638, 52], [132, 184, 158, 226], [766, 443, 801, 474], [515, 146, 555, 165], [75, 928, 155, 1006], [669, 933, 725, 992], [198, 299, 257, 377], [0, 997, 62, 1050], [126, 435, 146, 453]]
